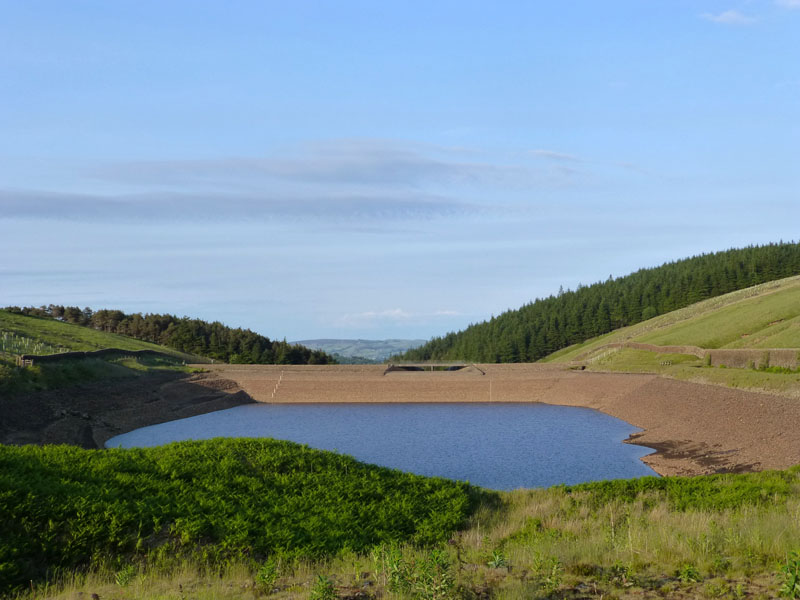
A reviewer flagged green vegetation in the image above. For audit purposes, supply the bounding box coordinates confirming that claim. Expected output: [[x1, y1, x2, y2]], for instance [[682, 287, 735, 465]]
[[401, 242, 800, 363], [538, 274, 800, 396], [0, 310, 203, 394], [569, 347, 800, 398], [4, 305, 334, 365], [0, 438, 486, 595], [0, 310, 196, 357], [0, 354, 198, 396], [546, 276, 800, 364], [6, 456, 799, 599]]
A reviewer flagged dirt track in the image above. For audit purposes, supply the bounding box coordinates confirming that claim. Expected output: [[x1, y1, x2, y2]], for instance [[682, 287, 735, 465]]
[[201, 363, 800, 477]]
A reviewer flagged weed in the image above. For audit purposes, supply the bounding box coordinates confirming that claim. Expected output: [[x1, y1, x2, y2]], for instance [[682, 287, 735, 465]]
[[704, 580, 729, 598], [486, 550, 507, 569], [543, 557, 564, 594], [309, 575, 337, 600], [413, 549, 455, 600], [114, 564, 136, 587], [676, 563, 701, 583], [255, 559, 279, 592], [779, 551, 800, 598], [606, 561, 633, 588]]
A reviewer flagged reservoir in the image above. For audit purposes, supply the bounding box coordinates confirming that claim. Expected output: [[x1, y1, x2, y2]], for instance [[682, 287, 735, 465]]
[[106, 402, 657, 490]]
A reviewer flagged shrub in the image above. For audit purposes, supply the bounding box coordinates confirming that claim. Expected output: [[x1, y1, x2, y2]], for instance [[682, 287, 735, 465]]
[[0, 439, 489, 594]]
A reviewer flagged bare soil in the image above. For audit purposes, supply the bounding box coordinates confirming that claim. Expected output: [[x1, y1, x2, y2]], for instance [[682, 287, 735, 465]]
[[201, 363, 800, 477], [3, 363, 798, 478]]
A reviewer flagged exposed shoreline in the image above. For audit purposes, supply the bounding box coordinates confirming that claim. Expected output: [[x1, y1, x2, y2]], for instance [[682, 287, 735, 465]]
[[199, 363, 800, 478], [3, 363, 799, 479]]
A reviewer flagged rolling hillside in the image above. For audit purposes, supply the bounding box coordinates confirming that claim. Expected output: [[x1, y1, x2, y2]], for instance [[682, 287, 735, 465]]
[[400, 242, 800, 363], [543, 275, 800, 399], [4, 305, 333, 365], [0, 310, 200, 361], [544, 275, 800, 364], [0, 310, 205, 394]]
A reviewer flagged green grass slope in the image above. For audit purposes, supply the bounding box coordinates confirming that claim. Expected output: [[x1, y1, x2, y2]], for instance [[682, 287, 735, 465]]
[[0, 310, 200, 360], [0, 310, 204, 394], [0, 438, 487, 594], [545, 275, 800, 363]]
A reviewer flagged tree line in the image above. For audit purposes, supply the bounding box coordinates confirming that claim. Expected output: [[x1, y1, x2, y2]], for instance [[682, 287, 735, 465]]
[[401, 242, 800, 363], [2, 306, 334, 365]]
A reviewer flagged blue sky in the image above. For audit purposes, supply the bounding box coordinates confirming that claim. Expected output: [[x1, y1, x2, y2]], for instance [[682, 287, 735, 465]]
[[1, 1, 798, 341]]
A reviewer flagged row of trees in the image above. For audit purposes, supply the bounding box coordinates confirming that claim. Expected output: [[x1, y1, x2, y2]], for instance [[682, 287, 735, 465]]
[[3, 306, 334, 365], [401, 242, 800, 363]]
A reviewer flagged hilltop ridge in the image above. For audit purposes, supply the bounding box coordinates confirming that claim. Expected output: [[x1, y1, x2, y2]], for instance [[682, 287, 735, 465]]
[[401, 242, 800, 363]]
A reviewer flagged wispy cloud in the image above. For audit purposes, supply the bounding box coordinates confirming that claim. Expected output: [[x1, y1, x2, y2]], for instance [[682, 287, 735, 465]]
[[90, 139, 524, 190], [530, 149, 583, 163], [701, 10, 757, 25], [776, 0, 800, 8], [0, 188, 476, 223]]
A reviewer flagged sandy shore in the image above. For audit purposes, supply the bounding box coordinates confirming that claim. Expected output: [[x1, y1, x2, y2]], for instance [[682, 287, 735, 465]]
[[200, 363, 800, 477]]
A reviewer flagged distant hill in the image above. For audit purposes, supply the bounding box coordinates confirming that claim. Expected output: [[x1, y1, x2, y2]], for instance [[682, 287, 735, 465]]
[[401, 242, 800, 363], [293, 339, 427, 362]]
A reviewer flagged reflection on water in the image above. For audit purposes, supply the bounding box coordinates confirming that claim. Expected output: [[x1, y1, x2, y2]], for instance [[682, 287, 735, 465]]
[[106, 403, 657, 490]]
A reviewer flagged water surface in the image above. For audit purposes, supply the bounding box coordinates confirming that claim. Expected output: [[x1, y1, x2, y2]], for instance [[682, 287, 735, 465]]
[[106, 403, 657, 490]]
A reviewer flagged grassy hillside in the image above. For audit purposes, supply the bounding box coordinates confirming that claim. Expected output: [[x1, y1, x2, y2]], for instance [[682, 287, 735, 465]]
[[543, 276, 800, 399], [0, 310, 199, 358], [401, 242, 800, 363], [0, 310, 203, 394], [7, 305, 334, 365], [5, 441, 799, 599], [546, 275, 800, 363]]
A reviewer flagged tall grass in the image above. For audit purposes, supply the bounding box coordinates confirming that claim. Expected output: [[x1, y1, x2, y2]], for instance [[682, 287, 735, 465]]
[[5, 445, 800, 599]]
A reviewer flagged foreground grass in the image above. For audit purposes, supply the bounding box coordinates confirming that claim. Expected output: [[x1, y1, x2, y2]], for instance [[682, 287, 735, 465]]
[[3, 443, 800, 600], [0, 439, 486, 595]]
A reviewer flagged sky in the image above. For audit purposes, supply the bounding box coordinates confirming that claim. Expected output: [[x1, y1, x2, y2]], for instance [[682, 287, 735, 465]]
[[1, 1, 798, 341]]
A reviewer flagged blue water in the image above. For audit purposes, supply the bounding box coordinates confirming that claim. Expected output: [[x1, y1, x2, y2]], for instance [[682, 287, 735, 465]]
[[106, 403, 657, 490]]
